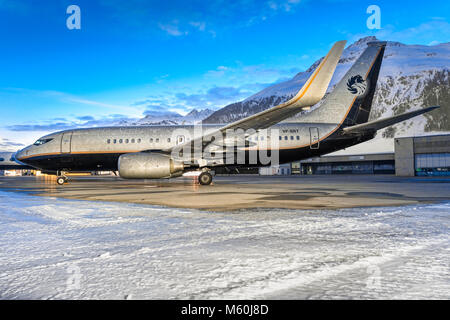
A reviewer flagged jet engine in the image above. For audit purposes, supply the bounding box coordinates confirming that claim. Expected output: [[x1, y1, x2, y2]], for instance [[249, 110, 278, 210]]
[[118, 152, 184, 179]]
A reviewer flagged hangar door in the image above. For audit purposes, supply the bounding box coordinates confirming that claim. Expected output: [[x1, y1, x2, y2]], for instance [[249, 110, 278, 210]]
[[60, 131, 73, 153]]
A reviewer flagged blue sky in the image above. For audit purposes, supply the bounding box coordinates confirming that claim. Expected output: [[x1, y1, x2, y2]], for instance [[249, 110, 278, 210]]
[[0, 0, 449, 149]]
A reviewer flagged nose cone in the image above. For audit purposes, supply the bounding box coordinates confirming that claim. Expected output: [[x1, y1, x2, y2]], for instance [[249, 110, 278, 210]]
[[15, 147, 30, 163]]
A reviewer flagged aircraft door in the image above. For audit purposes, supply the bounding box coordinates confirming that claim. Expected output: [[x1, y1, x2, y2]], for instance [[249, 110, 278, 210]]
[[309, 127, 320, 149], [61, 131, 73, 153]]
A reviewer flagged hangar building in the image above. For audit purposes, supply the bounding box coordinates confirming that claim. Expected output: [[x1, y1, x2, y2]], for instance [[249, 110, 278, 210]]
[[290, 134, 450, 177]]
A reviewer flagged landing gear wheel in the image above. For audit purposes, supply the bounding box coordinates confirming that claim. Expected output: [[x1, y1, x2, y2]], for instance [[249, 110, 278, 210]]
[[198, 172, 213, 185], [56, 177, 66, 185]]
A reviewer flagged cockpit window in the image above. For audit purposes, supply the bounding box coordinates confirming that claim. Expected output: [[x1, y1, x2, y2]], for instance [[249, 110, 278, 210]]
[[0, 158, 4, 162], [33, 138, 53, 146]]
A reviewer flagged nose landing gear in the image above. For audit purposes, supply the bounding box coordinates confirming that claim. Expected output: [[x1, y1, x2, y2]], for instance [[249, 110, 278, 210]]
[[56, 171, 69, 185]]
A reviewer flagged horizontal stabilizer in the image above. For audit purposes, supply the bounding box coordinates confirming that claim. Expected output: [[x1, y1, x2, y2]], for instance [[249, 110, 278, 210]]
[[342, 106, 440, 134]]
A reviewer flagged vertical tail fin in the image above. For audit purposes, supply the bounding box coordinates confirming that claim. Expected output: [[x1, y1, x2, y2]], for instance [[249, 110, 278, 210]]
[[302, 41, 386, 126]]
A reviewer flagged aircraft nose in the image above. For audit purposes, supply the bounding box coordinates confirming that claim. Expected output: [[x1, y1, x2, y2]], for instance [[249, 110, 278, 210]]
[[15, 147, 28, 162]]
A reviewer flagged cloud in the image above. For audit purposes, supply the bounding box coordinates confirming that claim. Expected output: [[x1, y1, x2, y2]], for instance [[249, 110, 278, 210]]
[[6, 114, 137, 132], [267, 0, 302, 12], [76, 115, 95, 121], [6, 122, 75, 132], [204, 64, 301, 83], [1, 87, 140, 115], [0, 138, 24, 149], [189, 21, 206, 31], [349, 20, 450, 46], [98, 0, 305, 37], [158, 21, 188, 36], [67, 97, 137, 113], [175, 86, 249, 108]]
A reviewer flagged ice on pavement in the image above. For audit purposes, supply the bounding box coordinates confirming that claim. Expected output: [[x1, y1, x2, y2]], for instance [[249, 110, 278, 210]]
[[0, 191, 448, 299]]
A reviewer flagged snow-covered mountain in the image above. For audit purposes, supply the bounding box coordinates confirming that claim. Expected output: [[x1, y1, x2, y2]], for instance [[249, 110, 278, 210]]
[[181, 109, 215, 124], [124, 109, 214, 126], [203, 36, 450, 154]]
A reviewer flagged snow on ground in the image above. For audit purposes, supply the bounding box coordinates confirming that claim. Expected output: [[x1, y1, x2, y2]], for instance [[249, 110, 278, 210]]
[[0, 191, 448, 299]]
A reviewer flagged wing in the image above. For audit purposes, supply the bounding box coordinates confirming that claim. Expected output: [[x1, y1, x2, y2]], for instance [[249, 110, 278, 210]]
[[167, 40, 347, 157], [342, 106, 440, 135]]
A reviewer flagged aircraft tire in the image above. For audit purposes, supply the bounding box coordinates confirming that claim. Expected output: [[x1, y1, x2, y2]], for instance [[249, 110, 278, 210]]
[[198, 172, 213, 185], [56, 177, 65, 185]]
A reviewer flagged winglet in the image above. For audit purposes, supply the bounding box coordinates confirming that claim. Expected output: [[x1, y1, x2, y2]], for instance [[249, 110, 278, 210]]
[[283, 40, 347, 108]]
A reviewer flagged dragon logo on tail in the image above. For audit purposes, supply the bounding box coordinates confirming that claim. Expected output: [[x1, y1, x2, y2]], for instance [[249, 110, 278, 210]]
[[347, 75, 367, 96]]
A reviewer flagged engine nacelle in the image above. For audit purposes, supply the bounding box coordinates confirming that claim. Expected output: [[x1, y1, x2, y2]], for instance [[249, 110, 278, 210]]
[[118, 152, 184, 179]]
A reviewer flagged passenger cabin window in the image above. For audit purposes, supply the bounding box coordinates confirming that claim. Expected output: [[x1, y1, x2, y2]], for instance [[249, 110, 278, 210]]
[[119, 139, 123, 144], [107, 139, 111, 144], [150, 138, 153, 143], [279, 136, 282, 140], [296, 136, 300, 140], [131, 139, 135, 143], [167, 138, 171, 143], [125, 139, 129, 143], [113, 139, 117, 144], [284, 136, 288, 140], [290, 136, 294, 140], [156, 138, 159, 143], [137, 138, 141, 143]]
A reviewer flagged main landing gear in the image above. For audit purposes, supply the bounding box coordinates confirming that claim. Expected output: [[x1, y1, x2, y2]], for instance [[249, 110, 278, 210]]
[[198, 170, 213, 186], [56, 171, 69, 185]]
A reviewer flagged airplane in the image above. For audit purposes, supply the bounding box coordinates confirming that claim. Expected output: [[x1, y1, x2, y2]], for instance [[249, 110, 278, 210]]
[[16, 40, 439, 185], [0, 152, 33, 171]]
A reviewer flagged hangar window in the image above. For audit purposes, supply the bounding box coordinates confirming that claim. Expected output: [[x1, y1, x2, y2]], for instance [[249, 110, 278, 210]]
[[107, 139, 111, 144], [33, 138, 53, 146]]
